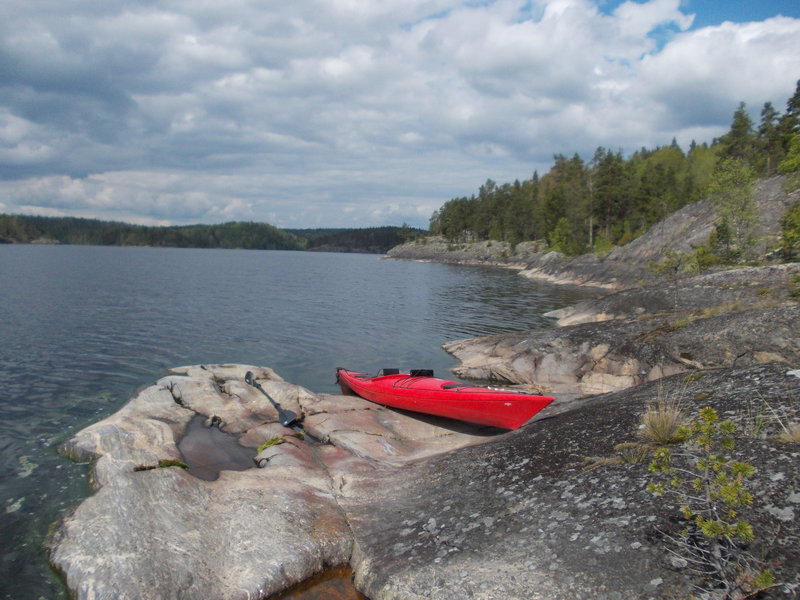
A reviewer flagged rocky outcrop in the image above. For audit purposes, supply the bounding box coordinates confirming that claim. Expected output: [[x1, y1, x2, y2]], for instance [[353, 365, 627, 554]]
[[48, 220, 800, 599], [387, 176, 800, 290], [518, 176, 797, 289], [344, 363, 800, 600], [445, 284, 800, 397], [47, 364, 502, 600], [385, 237, 545, 268], [546, 263, 800, 326], [48, 359, 800, 599]]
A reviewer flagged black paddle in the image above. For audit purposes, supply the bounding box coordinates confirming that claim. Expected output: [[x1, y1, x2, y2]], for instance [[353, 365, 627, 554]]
[[244, 371, 300, 429]]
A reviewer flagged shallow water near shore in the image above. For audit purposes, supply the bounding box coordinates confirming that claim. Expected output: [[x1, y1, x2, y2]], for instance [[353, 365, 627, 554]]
[[0, 244, 595, 598]]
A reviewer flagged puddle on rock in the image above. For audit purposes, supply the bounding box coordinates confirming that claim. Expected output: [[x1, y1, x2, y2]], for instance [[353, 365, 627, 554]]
[[177, 415, 255, 481], [271, 565, 367, 600], [177, 420, 365, 597]]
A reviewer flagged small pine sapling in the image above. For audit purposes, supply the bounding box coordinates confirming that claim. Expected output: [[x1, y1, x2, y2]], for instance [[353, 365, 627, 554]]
[[647, 406, 775, 598]]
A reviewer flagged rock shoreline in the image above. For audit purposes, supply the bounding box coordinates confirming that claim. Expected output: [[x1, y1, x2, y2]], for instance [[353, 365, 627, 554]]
[[48, 177, 800, 598], [387, 176, 799, 291], [49, 358, 800, 598]]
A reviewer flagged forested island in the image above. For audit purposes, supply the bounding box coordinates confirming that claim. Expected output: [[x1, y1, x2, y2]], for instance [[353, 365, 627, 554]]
[[0, 216, 420, 254]]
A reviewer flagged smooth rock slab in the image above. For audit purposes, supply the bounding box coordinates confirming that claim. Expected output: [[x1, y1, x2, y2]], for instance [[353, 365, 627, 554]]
[[48, 364, 499, 599], [341, 363, 800, 600], [49, 467, 352, 600]]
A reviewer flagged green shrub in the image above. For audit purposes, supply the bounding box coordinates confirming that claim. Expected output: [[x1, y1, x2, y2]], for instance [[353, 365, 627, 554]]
[[158, 459, 188, 469], [781, 203, 800, 262], [789, 273, 800, 299], [647, 407, 775, 597]]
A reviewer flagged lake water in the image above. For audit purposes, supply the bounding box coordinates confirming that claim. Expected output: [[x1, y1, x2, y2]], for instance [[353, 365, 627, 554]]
[[0, 244, 593, 599]]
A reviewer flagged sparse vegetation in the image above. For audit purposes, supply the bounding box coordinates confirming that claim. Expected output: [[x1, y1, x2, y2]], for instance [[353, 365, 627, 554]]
[[775, 421, 800, 443], [789, 273, 800, 299], [647, 406, 775, 599], [583, 442, 653, 471], [158, 459, 189, 469], [134, 459, 189, 472], [640, 396, 690, 445], [257, 436, 285, 454], [780, 203, 800, 262]]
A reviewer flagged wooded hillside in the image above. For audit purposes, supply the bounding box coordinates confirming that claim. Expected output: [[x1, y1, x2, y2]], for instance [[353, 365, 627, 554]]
[[0, 215, 423, 254], [429, 81, 800, 260]]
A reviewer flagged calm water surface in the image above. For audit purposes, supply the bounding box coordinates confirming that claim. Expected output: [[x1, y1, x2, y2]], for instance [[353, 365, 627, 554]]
[[0, 245, 594, 599]]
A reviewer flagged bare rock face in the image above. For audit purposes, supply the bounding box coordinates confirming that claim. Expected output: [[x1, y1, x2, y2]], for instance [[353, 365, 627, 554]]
[[47, 364, 499, 599], [342, 364, 800, 600], [47, 361, 800, 599], [548, 263, 800, 326], [445, 303, 800, 397], [385, 237, 544, 267], [49, 365, 353, 599]]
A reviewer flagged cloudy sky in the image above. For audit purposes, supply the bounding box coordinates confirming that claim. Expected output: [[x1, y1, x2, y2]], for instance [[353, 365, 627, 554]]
[[1, 0, 799, 229]]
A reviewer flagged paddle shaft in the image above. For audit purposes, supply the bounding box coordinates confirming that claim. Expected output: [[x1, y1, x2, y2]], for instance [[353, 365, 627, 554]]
[[244, 371, 299, 429]]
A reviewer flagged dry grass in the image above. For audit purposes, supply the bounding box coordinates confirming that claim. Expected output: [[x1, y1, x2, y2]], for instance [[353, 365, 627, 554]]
[[640, 395, 689, 445], [746, 398, 800, 443], [615, 442, 653, 464], [582, 443, 652, 471], [775, 420, 800, 443]]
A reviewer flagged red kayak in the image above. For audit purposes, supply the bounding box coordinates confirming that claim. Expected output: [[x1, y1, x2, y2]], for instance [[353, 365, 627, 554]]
[[336, 368, 554, 430]]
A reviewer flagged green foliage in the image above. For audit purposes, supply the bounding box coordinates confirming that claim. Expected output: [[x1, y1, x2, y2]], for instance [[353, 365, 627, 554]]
[[548, 217, 572, 253], [717, 102, 758, 165], [428, 87, 798, 263], [781, 203, 800, 261], [708, 157, 759, 264], [778, 134, 800, 175], [649, 250, 701, 278], [287, 226, 420, 253], [789, 273, 800, 299], [0, 215, 304, 249], [647, 406, 775, 597], [0, 216, 419, 253], [592, 234, 616, 257]]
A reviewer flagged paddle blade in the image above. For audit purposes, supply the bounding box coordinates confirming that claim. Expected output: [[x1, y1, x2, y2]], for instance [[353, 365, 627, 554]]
[[279, 410, 298, 427]]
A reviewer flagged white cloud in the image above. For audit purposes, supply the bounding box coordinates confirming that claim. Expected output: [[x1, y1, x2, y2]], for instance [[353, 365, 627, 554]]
[[0, 0, 798, 228]]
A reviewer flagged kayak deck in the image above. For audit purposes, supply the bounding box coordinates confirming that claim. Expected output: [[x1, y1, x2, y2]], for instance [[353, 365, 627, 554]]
[[336, 368, 554, 430]]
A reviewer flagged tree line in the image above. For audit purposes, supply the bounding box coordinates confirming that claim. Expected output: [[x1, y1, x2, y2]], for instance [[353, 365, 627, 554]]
[[429, 81, 800, 258], [0, 216, 421, 254]]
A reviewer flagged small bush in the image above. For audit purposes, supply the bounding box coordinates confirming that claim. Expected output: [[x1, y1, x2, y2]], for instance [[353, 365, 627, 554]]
[[789, 273, 800, 299], [647, 406, 775, 598], [158, 459, 188, 469]]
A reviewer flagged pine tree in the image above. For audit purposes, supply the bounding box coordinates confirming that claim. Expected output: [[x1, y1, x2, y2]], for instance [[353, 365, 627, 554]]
[[718, 102, 757, 165], [758, 101, 783, 174]]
